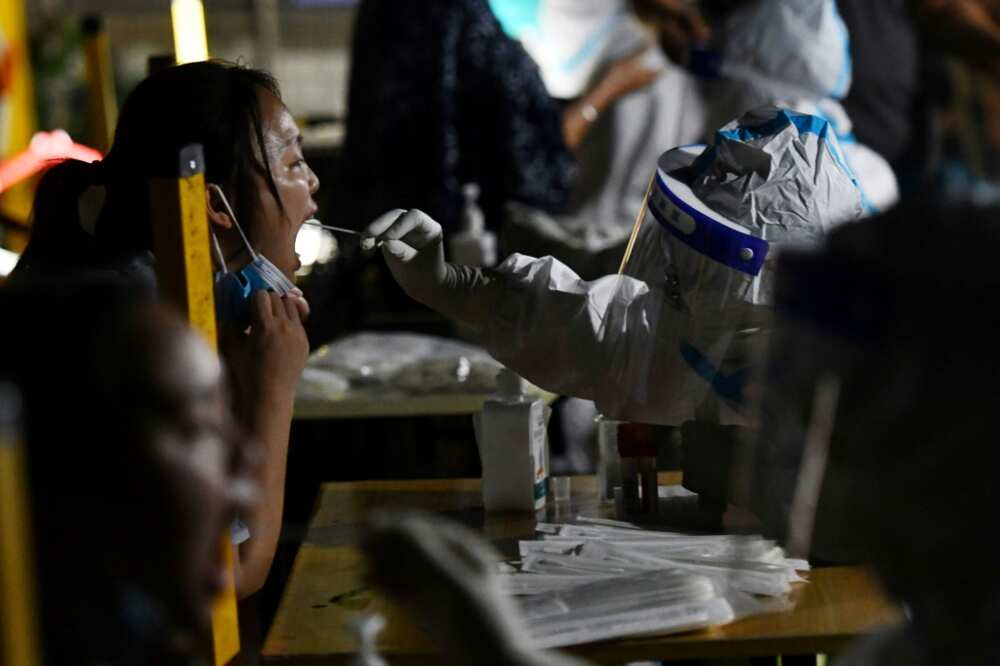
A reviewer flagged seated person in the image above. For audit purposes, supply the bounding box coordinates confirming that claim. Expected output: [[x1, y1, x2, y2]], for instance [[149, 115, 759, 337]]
[[9, 60, 313, 597], [335, 0, 577, 236], [493, 0, 706, 279], [647, 0, 900, 212], [0, 280, 258, 664]]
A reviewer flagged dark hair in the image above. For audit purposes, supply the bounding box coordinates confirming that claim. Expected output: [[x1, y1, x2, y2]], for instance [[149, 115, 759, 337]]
[[0, 278, 147, 492], [15, 60, 283, 277]]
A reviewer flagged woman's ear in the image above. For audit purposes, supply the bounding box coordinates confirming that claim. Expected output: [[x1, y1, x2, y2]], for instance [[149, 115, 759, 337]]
[[206, 184, 234, 230]]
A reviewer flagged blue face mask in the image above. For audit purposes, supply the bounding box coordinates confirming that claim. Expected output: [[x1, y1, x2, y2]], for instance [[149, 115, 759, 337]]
[[209, 186, 296, 326]]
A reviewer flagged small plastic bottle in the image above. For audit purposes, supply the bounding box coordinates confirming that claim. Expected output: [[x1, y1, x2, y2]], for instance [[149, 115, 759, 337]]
[[476, 368, 548, 512], [449, 183, 497, 267], [596, 414, 623, 503]]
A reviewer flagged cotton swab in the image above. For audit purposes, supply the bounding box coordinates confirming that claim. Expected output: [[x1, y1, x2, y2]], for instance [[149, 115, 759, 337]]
[[617, 173, 656, 275], [303, 219, 363, 236], [303, 219, 384, 249]]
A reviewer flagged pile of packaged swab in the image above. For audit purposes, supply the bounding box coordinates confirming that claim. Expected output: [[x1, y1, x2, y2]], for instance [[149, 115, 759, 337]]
[[500, 518, 809, 648]]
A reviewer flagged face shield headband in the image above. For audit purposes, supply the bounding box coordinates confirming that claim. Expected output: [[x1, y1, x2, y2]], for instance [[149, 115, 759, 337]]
[[648, 150, 770, 279]]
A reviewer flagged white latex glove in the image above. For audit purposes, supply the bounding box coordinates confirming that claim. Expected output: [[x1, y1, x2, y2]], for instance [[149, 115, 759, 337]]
[[363, 512, 589, 666], [363, 209, 500, 327], [363, 209, 450, 311]]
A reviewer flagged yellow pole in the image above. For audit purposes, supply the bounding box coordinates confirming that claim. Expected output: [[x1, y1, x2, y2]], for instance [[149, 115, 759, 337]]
[[171, 0, 210, 64], [149, 145, 240, 666], [0, 384, 42, 666], [0, 0, 38, 241], [81, 14, 118, 154]]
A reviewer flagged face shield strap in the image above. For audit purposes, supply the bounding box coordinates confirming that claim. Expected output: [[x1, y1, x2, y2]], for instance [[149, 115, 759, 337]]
[[649, 170, 769, 277]]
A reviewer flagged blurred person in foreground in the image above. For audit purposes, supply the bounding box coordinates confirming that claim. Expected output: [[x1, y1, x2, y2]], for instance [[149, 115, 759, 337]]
[[751, 191, 1000, 663], [0, 281, 258, 664]]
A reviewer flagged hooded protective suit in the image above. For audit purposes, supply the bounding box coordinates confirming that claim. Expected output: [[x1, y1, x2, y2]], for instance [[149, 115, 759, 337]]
[[703, 0, 899, 212], [484, 107, 864, 426]]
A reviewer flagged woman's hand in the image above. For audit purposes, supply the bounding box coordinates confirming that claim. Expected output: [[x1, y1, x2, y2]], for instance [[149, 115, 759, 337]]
[[287, 286, 312, 322], [246, 290, 310, 399], [563, 47, 661, 150], [220, 290, 308, 598], [220, 290, 309, 420], [597, 47, 663, 101]]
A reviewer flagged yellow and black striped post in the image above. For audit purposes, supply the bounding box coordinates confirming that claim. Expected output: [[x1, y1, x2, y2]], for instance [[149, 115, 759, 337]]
[[149, 144, 240, 665], [0, 384, 41, 666], [81, 14, 118, 154]]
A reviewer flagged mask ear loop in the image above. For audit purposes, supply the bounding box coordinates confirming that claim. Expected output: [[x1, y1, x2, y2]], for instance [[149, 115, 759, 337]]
[[209, 184, 257, 261], [210, 232, 230, 273]]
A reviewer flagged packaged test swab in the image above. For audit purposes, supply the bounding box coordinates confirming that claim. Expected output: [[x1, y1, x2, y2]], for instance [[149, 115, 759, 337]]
[[520, 570, 736, 649]]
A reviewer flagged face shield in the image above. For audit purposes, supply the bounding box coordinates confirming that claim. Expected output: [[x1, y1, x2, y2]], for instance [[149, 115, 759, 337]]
[[595, 107, 863, 427]]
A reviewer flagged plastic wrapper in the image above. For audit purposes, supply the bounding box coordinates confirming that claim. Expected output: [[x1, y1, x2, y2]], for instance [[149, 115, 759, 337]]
[[302, 332, 504, 395], [506, 523, 807, 601], [517, 569, 751, 648], [498, 517, 807, 646], [295, 366, 351, 402]]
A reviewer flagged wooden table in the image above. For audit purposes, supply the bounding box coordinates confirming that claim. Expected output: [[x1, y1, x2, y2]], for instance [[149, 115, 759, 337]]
[[294, 388, 558, 420], [262, 477, 902, 665]]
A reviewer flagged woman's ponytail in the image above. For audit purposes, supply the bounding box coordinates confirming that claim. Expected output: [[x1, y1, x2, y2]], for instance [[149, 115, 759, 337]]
[[9, 159, 103, 280]]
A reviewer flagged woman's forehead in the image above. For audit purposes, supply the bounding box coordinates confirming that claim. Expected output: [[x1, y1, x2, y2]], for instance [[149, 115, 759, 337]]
[[258, 90, 300, 152]]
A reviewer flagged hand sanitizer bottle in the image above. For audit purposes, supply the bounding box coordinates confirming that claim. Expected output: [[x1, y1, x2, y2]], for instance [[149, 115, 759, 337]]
[[449, 183, 497, 267], [476, 368, 548, 512]]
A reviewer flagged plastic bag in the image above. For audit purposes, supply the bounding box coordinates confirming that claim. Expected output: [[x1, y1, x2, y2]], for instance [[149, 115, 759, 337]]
[[519, 570, 735, 648], [304, 332, 504, 394]]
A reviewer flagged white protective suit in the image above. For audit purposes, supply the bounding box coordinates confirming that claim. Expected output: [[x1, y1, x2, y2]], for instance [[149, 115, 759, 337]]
[[482, 107, 864, 426], [704, 0, 899, 212]]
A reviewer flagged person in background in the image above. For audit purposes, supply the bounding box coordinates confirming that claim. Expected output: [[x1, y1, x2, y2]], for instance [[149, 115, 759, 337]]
[[9, 60, 314, 599], [635, 0, 900, 212], [0, 281, 258, 664], [493, 0, 706, 280], [335, 0, 662, 237]]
